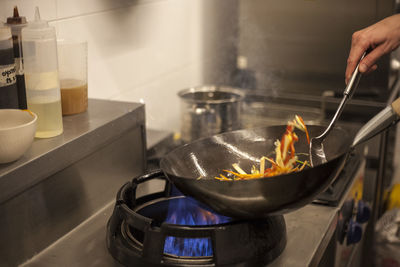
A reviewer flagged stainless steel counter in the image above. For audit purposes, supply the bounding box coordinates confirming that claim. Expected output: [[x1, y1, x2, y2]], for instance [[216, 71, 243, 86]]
[[0, 99, 147, 267], [20, 197, 340, 267], [20, 154, 364, 267], [4, 99, 361, 267]]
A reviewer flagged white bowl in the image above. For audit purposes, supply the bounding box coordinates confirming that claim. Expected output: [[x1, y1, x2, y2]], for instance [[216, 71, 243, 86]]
[[0, 109, 37, 164]]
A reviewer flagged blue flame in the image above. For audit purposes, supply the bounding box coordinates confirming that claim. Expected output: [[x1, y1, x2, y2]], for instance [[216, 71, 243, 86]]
[[163, 197, 231, 257]]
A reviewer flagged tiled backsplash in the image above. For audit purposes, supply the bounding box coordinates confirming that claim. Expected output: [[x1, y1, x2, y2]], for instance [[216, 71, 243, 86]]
[[0, 0, 207, 132]]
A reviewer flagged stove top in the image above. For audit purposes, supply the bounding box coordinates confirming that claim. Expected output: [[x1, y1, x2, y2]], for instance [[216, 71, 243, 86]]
[[313, 151, 362, 206]]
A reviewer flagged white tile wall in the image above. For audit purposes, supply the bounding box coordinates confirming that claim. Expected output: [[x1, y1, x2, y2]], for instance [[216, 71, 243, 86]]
[[0, 0, 206, 132], [0, 0, 57, 21], [54, 0, 160, 20], [0, 0, 161, 24]]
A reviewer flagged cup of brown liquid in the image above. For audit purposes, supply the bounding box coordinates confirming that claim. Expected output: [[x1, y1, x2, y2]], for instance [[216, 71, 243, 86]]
[[57, 40, 88, 115]]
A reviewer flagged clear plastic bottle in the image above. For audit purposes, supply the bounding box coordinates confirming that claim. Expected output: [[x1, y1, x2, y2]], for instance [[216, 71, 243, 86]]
[[21, 7, 63, 138]]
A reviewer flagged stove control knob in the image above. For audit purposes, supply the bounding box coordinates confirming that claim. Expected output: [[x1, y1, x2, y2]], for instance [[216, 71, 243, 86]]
[[347, 219, 362, 245], [356, 200, 370, 224], [337, 199, 355, 244], [342, 199, 355, 221]]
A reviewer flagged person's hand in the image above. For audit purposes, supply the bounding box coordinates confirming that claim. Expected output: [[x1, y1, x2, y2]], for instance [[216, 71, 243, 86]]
[[345, 14, 400, 83]]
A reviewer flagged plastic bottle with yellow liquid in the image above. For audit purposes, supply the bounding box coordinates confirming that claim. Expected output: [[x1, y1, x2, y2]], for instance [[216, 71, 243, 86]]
[[21, 7, 63, 138]]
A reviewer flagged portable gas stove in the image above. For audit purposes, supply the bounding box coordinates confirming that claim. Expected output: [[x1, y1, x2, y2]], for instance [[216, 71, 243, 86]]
[[107, 170, 287, 267]]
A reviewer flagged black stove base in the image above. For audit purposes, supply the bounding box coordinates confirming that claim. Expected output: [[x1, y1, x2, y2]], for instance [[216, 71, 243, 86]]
[[106, 170, 287, 267]]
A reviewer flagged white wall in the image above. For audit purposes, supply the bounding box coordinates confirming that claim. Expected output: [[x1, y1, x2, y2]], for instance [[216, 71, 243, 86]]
[[0, 0, 205, 132]]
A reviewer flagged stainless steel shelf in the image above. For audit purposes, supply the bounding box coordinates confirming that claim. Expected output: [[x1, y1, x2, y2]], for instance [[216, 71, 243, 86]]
[[0, 99, 145, 204]]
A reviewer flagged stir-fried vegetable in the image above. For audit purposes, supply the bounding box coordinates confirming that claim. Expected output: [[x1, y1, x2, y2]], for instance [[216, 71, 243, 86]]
[[215, 115, 310, 181]]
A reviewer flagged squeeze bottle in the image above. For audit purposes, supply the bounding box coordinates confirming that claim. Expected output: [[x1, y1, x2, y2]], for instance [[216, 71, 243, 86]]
[[6, 6, 28, 109], [0, 25, 19, 109], [22, 7, 63, 138]]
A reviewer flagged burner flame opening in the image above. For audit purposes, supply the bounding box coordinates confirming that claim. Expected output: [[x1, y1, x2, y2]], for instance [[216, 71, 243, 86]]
[[163, 197, 231, 257]]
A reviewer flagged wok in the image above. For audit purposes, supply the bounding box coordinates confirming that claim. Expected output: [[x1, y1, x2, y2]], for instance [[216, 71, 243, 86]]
[[160, 125, 350, 218], [160, 99, 400, 219]]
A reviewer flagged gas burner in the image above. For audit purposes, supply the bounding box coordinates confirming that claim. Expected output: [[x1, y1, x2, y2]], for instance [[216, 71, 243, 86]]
[[107, 170, 287, 267]]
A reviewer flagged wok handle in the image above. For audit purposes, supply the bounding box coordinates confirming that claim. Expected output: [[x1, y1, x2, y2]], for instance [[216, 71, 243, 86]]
[[352, 97, 400, 147], [391, 97, 400, 116]]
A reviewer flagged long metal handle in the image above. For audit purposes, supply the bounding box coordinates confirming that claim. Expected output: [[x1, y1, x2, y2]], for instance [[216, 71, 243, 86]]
[[352, 97, 400, 147], [317, 52, 367, 139], [344, 52, 366, 97]]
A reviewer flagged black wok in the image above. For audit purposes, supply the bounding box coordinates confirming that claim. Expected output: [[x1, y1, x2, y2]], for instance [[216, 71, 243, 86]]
[[160, 98, 400, 219], [160, 125, 351, 219]]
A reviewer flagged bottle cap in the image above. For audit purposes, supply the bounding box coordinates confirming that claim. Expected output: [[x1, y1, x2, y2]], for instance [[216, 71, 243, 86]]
[[0, 26, 12, 41], [6, 6, 27, 25], [22, 7, 55, 40]]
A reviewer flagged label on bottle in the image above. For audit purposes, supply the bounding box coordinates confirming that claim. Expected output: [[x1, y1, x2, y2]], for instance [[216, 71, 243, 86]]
[[15, 58, 24, 75], [0, 64, 17, 87]]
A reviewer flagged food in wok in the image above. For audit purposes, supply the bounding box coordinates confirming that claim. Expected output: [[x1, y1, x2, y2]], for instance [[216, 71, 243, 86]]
[[215, 115, 310, 181]]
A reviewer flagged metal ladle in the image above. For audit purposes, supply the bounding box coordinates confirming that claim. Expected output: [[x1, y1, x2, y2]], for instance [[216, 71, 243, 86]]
[[309, 53, 366, 167]]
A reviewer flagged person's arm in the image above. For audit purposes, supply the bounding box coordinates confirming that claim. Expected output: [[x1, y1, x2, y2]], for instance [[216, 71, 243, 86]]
[[345, 14, 400, 83]]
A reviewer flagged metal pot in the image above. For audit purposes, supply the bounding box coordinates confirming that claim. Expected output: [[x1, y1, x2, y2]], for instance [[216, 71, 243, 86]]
[[178, 85, 244, 143]]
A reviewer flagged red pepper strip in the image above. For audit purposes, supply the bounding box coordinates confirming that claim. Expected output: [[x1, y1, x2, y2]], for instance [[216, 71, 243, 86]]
[[290, 142, 296, 158], [264, 167, 273, 174], [284, 132, 299, 164], [281, 125, 294, 152], [292, 132, 299, 142], [290, 133, 299, 159], [297, 116, 310, 144], [280, 136, 285, 153]]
